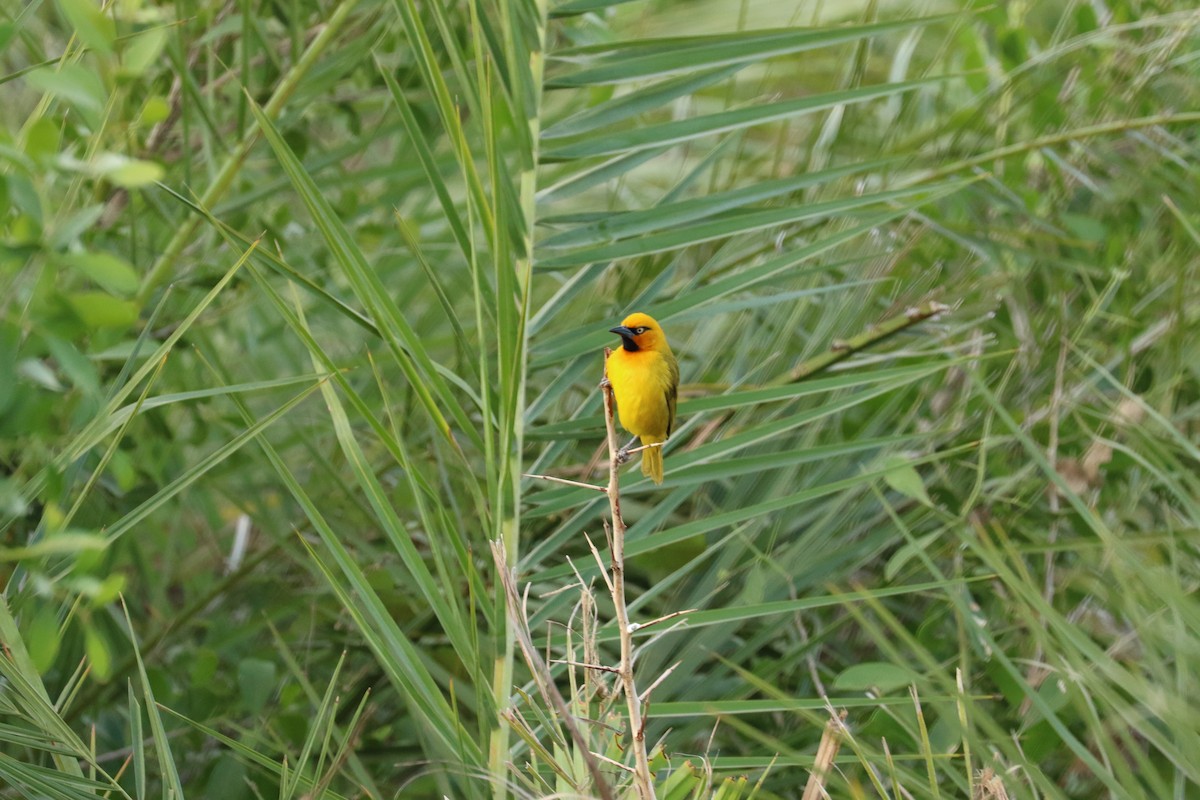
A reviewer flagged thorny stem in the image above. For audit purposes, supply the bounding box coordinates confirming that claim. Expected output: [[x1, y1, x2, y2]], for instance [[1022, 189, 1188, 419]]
[[601, 350, 657, 800]]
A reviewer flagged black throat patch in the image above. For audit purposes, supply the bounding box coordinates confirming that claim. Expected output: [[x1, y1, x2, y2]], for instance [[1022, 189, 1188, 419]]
[[621, 337, 640, 352]]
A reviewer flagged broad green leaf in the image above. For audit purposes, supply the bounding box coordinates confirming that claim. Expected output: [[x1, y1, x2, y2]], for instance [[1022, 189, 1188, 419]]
[[237, 658, 276, 713], [24, 117, 61, 162], [63, 292, 139, 329], [120, 26, 168, 76], [530, 363, 953, 440], [56, 0, 116, 54], [17, 358, 64, 391], [89, 573, 126, 606], [833, 662, 919, 694], [26, 607, 61, 674], [57, 252, 139, 295], [90, 154, 164, 188], [23, 65, 106, 126], [84, 626, 112, 682], [880, 453, 932, 505]]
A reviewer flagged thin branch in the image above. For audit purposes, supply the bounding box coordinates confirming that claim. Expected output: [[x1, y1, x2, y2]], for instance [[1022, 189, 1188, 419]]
[[583, 532, 616, 594], [639, 662, 681, 704], [684, 301, 953, 455], [523, 472, 610, 492], [601, 350, 658, 800], [591, 752, 637, 774], [551, 659, 622, 675], [623, 441, 664, 456], [785, 301, 951, 383], [630, 608, 698, 634]]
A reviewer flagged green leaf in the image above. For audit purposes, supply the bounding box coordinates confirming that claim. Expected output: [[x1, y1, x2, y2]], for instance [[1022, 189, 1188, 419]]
[[120, 26, 168, 76], [57, 252, 140, 295], [652, 696, 936, 717], [26, 607, 62, 674], [237, 658, 276, 713], [56, 0, 116, 54], [535, 183, 957, 269], [24, 65, 107, 126], [833, 662, 919, 694], [25, 117, 61, 162], [550, 0, 639, 17], [245, 97, 480, 453], [543, 64, 744, 139], [90, 154, 164, 188], [880, 453, 932, 505], [538, 156, 904, 249], [543, 77, 947, 159], [601, 578, 976, 639], [203, 756, 249, 800], [884, 532, 939, 582], [63, 292, 140, 329], [0, 532, 107, 561], [188, 648, 219, 687], [122, 600, 186, 798], [139, 96, 170, 125], [549, 15, 957, 82], [1060, 212, 1106, 243], [89, 573, 127, 607], [17, 358, 64, 392], [84, 626, 112, 682]]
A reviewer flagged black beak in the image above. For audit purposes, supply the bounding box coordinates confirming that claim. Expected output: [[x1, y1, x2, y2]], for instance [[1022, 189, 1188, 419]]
[[609, 325, 635, 338]]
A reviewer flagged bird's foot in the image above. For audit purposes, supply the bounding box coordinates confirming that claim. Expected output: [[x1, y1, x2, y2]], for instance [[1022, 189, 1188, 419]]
[[615, 447, 632, 465], [599, 376, 611, 390]]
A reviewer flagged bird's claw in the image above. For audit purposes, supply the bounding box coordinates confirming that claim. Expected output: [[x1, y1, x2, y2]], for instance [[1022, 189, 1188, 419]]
[[615, 447, 631, 465], [599, 377, 612, 390]]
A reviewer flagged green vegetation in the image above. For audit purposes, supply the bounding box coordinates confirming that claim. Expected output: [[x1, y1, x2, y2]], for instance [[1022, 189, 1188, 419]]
[[2, 0, 1199, 797]]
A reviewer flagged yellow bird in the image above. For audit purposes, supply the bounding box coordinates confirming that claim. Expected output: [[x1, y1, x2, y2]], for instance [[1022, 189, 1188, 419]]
[[605, 312, 679, 484]]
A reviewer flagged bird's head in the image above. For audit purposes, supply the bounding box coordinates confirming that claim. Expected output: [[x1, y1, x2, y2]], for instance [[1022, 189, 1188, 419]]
[[610, 312, 669, 353]]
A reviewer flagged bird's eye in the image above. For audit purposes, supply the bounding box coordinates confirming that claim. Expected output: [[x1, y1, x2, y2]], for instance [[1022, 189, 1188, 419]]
[[634, 326, 647, 334]]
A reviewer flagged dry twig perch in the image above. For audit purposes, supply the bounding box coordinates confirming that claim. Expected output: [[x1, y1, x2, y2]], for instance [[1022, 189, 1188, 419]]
[[601, 348, 658, 800]]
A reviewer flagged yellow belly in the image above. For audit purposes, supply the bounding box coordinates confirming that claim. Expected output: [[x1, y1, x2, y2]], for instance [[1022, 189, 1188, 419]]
[[607, 350, 671, 440]]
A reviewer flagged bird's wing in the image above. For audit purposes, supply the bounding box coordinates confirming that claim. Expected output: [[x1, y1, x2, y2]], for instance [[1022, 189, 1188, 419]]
[[665, 354, 679, 437]]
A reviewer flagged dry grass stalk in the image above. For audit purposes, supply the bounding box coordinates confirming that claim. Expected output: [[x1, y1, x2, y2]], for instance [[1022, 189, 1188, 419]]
[[489, 542, 616, 800], [973, 768, 1011, 799], [801, 710, 847, 800]]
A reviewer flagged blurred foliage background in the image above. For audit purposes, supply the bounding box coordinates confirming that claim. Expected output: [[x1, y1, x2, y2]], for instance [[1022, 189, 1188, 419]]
[[1, 0, 1199, 797]]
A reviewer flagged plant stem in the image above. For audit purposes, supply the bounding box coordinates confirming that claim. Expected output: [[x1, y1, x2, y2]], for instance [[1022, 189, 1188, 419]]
[[783, 301, 951, 384], [601, 350, 657, 800]]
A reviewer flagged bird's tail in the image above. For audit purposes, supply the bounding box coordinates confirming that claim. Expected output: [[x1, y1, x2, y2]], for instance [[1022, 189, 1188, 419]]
[[640, 437, 665, 484]]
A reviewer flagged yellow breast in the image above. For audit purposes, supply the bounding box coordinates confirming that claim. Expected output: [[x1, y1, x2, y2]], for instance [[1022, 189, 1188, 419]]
[[607, 349, 673, 439]]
